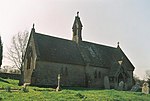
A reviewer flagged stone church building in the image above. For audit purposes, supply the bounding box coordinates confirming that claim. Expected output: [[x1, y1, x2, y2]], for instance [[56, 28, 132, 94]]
[[22, 13, 135, 89]]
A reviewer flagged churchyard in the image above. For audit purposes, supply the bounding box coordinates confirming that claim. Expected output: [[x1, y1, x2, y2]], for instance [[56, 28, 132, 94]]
[[0, 78, 150, 101]]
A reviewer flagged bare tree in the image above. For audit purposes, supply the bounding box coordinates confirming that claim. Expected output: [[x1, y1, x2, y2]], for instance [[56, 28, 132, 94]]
[[133, 74, 145, 86], [145, 70, 150, 84], [146, 70, 150, 78], [7, 31, 29, 71]]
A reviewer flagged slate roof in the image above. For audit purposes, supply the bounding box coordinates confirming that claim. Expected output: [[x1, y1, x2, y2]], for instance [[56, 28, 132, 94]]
[[77, 41, 117, 68], [32, 32, 135, 71], [33, 33, 84, 65]]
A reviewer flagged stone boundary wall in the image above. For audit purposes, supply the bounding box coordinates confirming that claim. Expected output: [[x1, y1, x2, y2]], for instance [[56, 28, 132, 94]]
[[0, 73, 21, 80]]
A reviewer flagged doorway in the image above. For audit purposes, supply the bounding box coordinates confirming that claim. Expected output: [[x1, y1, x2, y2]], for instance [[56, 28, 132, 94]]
[[118, 73, 124, 83]]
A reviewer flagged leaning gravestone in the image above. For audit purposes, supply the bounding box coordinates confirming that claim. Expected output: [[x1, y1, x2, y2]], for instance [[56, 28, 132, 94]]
[[130, 82, 140, 92], [142, 82, 149, 94], [104, 76, 110, 89]]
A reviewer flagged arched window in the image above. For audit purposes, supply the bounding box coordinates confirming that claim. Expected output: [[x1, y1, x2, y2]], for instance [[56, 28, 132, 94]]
[[94, 70, 97, 79], [65, 67, 68, 76], [27, 46, 32, 69], [60, 67, 68, 76], [60, 67, 63, 75], [98, 71, 101, 79]]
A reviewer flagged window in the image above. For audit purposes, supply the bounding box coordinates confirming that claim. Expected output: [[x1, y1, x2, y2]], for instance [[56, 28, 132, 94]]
[[27, 47, 32, 69], [60, 67, 63, 75], [94, 70, 97, 79], [65, 67, 68, 76], [98, 71, 101, 79], [60, 67, 68, 76]]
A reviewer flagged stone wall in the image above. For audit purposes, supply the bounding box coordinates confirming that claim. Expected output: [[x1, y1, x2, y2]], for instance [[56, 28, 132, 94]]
[[127, 70, 134, 89], [30, 61, 109, 88], [85, 65, 109, 88], [31, 61, 85, 87], [0, 73, 20, 80]]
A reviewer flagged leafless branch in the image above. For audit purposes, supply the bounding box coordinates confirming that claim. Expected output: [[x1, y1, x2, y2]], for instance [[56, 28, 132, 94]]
[[7, 31, 29, 71]]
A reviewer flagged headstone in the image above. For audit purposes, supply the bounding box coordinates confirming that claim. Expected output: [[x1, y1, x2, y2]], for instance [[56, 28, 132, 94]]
[[130, 82, 140, 92], [142, 82, 149, 94], [118, 81, 124, 91], [104, 76, 110, 89]]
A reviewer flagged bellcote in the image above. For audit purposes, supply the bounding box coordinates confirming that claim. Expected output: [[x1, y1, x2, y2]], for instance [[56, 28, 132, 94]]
[[31, 23, 35, 33], [72, 12, 83, 43]]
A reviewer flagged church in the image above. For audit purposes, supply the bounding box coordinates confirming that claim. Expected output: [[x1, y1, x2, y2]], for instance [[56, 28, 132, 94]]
[[22, 12, 135, 89]]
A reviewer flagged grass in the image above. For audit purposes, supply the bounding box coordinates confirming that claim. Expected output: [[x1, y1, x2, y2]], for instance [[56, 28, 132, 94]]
[[0, 78, 20, 89], [0, 78, 150, 101]]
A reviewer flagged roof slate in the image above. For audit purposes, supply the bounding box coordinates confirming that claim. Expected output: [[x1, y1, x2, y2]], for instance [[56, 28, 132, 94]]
[[32, 32, 135, 71], [33, 33, 84, 65]]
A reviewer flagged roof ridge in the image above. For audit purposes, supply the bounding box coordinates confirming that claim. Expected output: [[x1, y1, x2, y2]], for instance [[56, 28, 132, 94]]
[[35, 32, 117, 49], [35, 32, 72, 42]]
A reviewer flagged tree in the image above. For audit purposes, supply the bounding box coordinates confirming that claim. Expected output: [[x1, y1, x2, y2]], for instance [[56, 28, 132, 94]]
[[133, 74, 140, 84], [145, 70, 150, 85], [133, 74, 144, 86], [7, 31, 29, 72], [7, 31, 29, 85]]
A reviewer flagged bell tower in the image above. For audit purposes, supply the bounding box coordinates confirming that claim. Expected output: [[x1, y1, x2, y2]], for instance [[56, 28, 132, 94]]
[[72, 12, 83, 43]]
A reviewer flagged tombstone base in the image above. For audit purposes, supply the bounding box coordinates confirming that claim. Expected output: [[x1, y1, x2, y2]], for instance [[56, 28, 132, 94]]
[[56, 86, 61, 92]]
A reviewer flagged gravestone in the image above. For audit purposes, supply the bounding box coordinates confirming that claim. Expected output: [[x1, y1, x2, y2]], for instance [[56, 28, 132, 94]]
[[118, 81, 124, 91], [142, 82, 149, 94], [130, 82, 140, 92], [104, 76, 110, 89]]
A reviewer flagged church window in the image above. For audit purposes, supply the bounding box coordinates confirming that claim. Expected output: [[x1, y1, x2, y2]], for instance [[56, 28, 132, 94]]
[[94, 70, 97, 79], [65, 67, 68, 76], [60, 67, 63, 75], [98, 71, 101, 78], [27, 46, 33, 69], [60, 67, 68, 76]]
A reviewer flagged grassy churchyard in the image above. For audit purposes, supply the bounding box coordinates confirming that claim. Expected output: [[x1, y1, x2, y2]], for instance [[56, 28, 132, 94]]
[[0, 78, 150, 101]]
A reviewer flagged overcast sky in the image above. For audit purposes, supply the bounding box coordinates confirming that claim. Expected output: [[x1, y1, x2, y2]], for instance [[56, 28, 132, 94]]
[[0, 0, 150, 79]]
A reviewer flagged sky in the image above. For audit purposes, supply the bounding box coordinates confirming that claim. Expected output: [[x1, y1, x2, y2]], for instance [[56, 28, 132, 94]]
[[0, 0, 150, 79]]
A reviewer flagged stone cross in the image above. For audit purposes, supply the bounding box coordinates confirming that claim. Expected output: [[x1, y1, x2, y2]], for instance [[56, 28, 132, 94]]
[[142, 82, 149, 94], [56, 74, 61, 91]]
